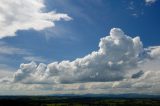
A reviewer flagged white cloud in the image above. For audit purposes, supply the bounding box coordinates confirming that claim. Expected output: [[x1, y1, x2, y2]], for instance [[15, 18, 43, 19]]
[[0, 41, 47, 63], [23, 56, 47, 63], [0, 28, 160, 95], [0, 41, 30, 55], [0, 41, 49, 73], [0, 0, 72, 38], [148, 46, 160, 59], [10, 28, 144, 84], [145, 0, 157, 5], [0, 64, 14, 78]]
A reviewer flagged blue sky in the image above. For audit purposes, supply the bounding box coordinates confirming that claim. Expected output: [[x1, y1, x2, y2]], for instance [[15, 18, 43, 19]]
[[0, 0, 160, 95], [1, 0, 160, 69]]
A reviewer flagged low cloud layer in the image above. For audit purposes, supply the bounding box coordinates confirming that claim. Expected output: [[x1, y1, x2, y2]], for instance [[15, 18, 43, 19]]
[[1, 28, 160, 95], [0, 0, 71, 38]]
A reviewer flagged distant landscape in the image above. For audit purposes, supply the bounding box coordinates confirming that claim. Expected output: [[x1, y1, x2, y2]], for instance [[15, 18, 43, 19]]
[[0, 95, 160, 106]]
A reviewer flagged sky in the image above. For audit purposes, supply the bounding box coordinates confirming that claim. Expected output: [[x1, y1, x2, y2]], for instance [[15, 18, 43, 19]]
[[0, 0, 160, 95]]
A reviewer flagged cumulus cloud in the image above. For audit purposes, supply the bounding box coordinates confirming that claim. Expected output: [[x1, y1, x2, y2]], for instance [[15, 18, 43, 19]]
[[148, 46, 160, 59], [0, 0, 72, 38], [10, 28, 144, 84], [1, 28, 160, 95]]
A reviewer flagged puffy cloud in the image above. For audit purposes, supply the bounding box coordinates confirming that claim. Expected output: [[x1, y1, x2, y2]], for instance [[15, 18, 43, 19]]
[[0, 0, 72, 38], [12, 28, 143, 84], [148, 46, 160, 59], [1, 28, 160, 95]]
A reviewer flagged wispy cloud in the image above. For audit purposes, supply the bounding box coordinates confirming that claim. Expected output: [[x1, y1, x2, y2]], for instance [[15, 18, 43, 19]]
[[46, 0, 95, 24], [0, 64, 14, 78], [0, 41, 30, 55], [127, 0, 158, 17], [23, 56, 47, 63], [127, 1, 144, 18], [145, 0, 157, 5], [0, 41, 48, 67]]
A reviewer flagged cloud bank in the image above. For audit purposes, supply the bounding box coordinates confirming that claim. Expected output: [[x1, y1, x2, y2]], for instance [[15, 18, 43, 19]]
[[1, 28, 160, 95], [12, 28, 143, 84], [0, 0, 71, 38]]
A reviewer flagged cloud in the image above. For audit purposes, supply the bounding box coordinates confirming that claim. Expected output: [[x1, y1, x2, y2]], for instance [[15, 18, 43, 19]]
[[131, 70, 144, 79], [148, 46, 160, 59], [11, 28, 143, 84], [1, 28, 160, 95], [23, 56, 47, 63], [0, 41, 30, 55], [145, 0, 157, 5], [0, 64, 14, 78], [0, 0, 72, 39], [127, 0, 157, 18], [0, 41, 48, 69]]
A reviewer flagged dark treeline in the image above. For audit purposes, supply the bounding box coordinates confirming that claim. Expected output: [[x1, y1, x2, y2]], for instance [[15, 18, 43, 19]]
[[0, 96, 160, 106]]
